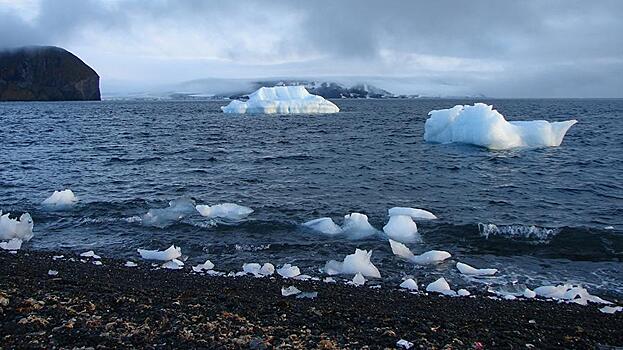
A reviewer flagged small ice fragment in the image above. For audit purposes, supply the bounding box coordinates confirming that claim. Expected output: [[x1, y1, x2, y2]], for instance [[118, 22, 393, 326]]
[[125, 261, 138, 267], [341, 213, 377, 239], [323, 277, 336, 283], [503, 294, 516, 300], [324, 248, 381, 278], [399, 278, 419, 291], [456, 262, 498, 276], [458, 289, 471, 296], [599, 306, 622, 314], [242, 263, 262, 275], [351, 272, 366, 286], [534, 284, 572, 299], [0, 211, 34, 241], [388, 207, 437, 220], [277, 264, 301, 278], [48, 270, 58, 276], [93, 261, 102, 266], [523, 289, 536, 298], [396, 339, 414, 349], [80, 251, 101, 259], [604, 226, 614, 230], [137, 245, 182, 261], [0, 238, 22, 251], [192, 260, 215, 272], [389, 240, 451, 265], [296, 292, 318, 299], [195, 203, 253, 220], [260, 263, 275, 276], [426, 277, 456, 296], [42, 189, 78, 208], [162, 259, 184, 270], [142, 198, 197, 227], [369, 285, 382, 289], [302, 217, 342, 235], [293, 274, 312, 281], [281, 286, 301, 297], [52, 255, 64, 260], [383, 215, 421, 243]]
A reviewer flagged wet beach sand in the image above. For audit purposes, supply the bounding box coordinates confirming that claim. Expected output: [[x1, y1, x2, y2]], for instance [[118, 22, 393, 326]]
[[1, 250, 621, 349]]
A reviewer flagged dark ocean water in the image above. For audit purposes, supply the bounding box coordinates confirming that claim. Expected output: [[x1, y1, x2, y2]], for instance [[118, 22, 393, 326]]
[[1, 99, 622, 295]]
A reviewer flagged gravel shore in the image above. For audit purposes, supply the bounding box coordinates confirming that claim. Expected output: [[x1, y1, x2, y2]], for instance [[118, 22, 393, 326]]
[[1, 250, 621, 349]]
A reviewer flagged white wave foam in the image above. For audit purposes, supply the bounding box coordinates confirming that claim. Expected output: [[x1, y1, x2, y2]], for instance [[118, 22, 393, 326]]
[[478, 223, 560, 241]]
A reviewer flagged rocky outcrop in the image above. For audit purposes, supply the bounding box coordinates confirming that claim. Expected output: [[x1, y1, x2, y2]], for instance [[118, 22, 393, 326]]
[[0, 46, 100, 101]]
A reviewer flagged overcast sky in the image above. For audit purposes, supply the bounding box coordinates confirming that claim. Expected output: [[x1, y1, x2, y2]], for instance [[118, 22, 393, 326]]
[[1, 0, 622, 97]]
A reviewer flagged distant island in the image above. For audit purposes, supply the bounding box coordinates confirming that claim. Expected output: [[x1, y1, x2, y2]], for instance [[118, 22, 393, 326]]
[[0, 46, 100, 101]]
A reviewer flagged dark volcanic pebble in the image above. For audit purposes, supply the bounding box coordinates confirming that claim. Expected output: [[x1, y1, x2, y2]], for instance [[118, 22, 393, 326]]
[[0, 250, 621, 349]]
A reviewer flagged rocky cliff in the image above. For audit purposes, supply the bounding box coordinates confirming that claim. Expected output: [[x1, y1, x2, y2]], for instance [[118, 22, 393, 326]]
[[0, 46, 100, 101]]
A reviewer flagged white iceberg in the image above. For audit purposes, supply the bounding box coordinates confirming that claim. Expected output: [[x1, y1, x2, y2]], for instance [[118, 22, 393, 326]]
[[221, 86, 339, 114], [0, 238, 22, 251], [389, 239, 451, 265], [196, 203, 253, 221], [0, 211, 34, 241], [42, 189, 78, 208], [456, 262, 498, 276], [388, 207, 437, 220], [192, 260, 215, 272], [399, 278, 419, 291], [341, 213, 377, 239], [383, 215, 421, 243], [424, 103, 577, 150], [137, 245, 182, 261], [302, 217, 342, 235], [426, 277, 456, 296], [324, 248, 381, 278], [277, 264, 301, 278], [259, 263, 275, 276], [142, 198, 197, 227]]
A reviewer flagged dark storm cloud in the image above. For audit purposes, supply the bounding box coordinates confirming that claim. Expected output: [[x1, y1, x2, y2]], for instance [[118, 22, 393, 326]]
[[1, 0, 622, 97]]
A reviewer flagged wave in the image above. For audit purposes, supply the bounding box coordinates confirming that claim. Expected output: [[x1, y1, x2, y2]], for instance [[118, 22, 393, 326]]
[[478, 223, 560, 242]]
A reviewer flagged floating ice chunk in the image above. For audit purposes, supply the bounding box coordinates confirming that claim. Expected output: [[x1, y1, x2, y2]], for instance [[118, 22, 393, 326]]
[[424, 103, 577, 150], [296, 291, 318, 299], [192, 260, 215, 272], [388, 207, 437, 220], [293, 274, 312, 281], [302, 217, 342, 235], [42, 189, 78, 208], [48, 270, 58, 276], [599, 306, 622, 314], [426, 277, 456, 296], [0, 211, 34, 241], [242, 263, 262, 275], [323, 277, 336, 283], [0, 238, 22, 251], [162, 259, 184, 270], [221, 86, 339, 114], [52, 255, 64, 260], [383, 215, 420, 243], [124, 261, 138, 268], [196, 203, 253, 221], [604, 226, 614, 230], [142, 198, 197, 227], [523, 289, 536, 298], [281, 286, 302, 296], [396, 339, 414, 349], [350, 272, 366, 286], [458, 289, 471, 297], [93, 261, 102, 266], [534, 284, 572, 299], [260, 263, 275, 276], [389, 240, 451, 265], [324, 248, 381, 278], [456, 262, 498, 276], [277, 264, 301, 278], [80, 251, 101, 259], [399, 278, 419, 291], [137, 245, 182, 261], [341, 213, 377, 239]]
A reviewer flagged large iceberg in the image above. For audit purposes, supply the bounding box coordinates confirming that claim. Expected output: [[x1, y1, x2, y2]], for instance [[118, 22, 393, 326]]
[[221, 86, 339, 114], [424, 103, 577, 150]]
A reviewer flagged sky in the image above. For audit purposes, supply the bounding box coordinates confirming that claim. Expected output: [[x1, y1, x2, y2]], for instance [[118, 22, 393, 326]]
[[1, 0, 622, 97]]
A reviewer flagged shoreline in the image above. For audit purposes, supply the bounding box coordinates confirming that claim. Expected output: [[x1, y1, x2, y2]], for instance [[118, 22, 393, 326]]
[[1, 249, 622, 349]]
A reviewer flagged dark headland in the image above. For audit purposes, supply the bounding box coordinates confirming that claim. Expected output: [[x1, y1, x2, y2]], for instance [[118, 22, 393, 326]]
[[0, 46, 100, 101], [1, 250, 621, 349]]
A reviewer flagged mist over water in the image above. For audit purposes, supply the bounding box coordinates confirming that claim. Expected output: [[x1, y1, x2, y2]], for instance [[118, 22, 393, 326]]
[[1, 99, 622, 295]]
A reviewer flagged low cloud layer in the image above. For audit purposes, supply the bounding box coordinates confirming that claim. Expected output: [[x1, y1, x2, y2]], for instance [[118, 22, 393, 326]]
[[1, 0, 622, 97]]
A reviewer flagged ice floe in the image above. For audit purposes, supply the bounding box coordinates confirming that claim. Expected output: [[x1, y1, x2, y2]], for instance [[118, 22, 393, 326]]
[[302, 217, 342, 235], [424, 103, 577, 150], [221, 86, 339, 114], [324, 248, 381, 278], [0, 238, 22, 251], [399, 278, 419, 291], [388, 207, 437, 220], [533, 284, 611, 305], [141, 198, 197, 227], [137, 245, 182, 261], [281, 286, 302, 296], [277, 264, 301, 278], [195, 203, 253, 221], [456, 262, 498, 276], [0, 211, 34, 241], [599, 306, 622, 314], [192, 260, 215, 272], [42, 189, 78, 208], [341, 213, 377, 239], [383, 215, 420, 243], [389, 239, 451, 265], [80, 251, 101, 259], [426, 277, 456, 296]]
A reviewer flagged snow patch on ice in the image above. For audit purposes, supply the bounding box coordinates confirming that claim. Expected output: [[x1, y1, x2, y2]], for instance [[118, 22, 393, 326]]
[[424, 103, 577, 150], [324, 248, 381, 278], [221, 86, 339, 114]]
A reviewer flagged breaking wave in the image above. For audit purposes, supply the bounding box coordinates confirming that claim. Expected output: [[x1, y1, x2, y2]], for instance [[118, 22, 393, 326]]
[[478, 223, 560, 242]]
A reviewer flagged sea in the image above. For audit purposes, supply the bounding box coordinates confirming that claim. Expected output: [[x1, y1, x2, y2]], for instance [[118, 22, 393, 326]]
[[1, 98, 622, 296]]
